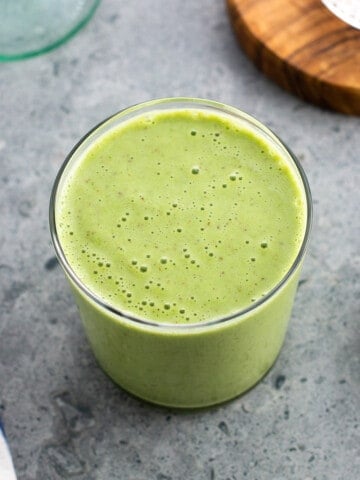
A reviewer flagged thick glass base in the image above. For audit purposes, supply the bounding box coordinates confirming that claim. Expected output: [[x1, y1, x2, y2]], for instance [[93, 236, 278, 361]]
[[0, 0, 100, 61]]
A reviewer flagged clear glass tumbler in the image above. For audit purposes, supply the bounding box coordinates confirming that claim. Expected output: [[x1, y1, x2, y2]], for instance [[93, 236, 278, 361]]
[[49, 98, 312, 408]]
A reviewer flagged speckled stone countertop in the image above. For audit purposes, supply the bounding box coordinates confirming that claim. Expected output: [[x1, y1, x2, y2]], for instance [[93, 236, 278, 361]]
[[0, 1, 359, 479]]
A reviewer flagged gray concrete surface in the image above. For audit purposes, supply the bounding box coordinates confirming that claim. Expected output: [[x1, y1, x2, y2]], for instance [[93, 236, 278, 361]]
[[0, 1, 359, 479]]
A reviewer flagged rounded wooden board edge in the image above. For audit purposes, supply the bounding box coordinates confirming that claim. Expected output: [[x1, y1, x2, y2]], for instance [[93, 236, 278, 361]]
[[226, 0, 360, 115]]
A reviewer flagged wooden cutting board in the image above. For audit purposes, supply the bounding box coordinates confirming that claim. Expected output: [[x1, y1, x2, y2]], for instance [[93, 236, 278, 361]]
[[227, 0, 360, 114]]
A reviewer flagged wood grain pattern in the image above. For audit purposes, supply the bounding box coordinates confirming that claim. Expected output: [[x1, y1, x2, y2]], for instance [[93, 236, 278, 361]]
[[227, 0, 360, 114]]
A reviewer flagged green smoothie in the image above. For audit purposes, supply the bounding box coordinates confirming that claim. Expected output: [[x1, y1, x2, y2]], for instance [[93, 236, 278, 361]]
[[51, 98, 311, 407]]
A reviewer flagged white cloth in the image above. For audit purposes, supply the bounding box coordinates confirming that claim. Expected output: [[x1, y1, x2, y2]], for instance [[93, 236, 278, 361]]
[[0, 424, 17, 480]]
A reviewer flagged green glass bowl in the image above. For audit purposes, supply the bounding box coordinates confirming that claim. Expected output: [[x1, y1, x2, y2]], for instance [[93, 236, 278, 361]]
[[0, 0, 100, 61]]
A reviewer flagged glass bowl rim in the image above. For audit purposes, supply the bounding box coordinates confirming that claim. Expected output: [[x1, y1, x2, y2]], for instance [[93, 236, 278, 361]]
[[0, 0, 101, 61]]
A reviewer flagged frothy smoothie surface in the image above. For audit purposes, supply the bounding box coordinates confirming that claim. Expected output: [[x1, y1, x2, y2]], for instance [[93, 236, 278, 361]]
[[56, 108, 306, 325]]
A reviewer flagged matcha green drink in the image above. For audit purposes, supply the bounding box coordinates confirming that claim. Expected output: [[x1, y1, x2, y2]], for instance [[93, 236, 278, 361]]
[[50, 98, 311, 407]]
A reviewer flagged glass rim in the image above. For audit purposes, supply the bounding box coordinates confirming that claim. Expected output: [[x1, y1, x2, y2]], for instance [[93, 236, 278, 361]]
[[49, 97, 312, 331], [0, 0, 101, 62]]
